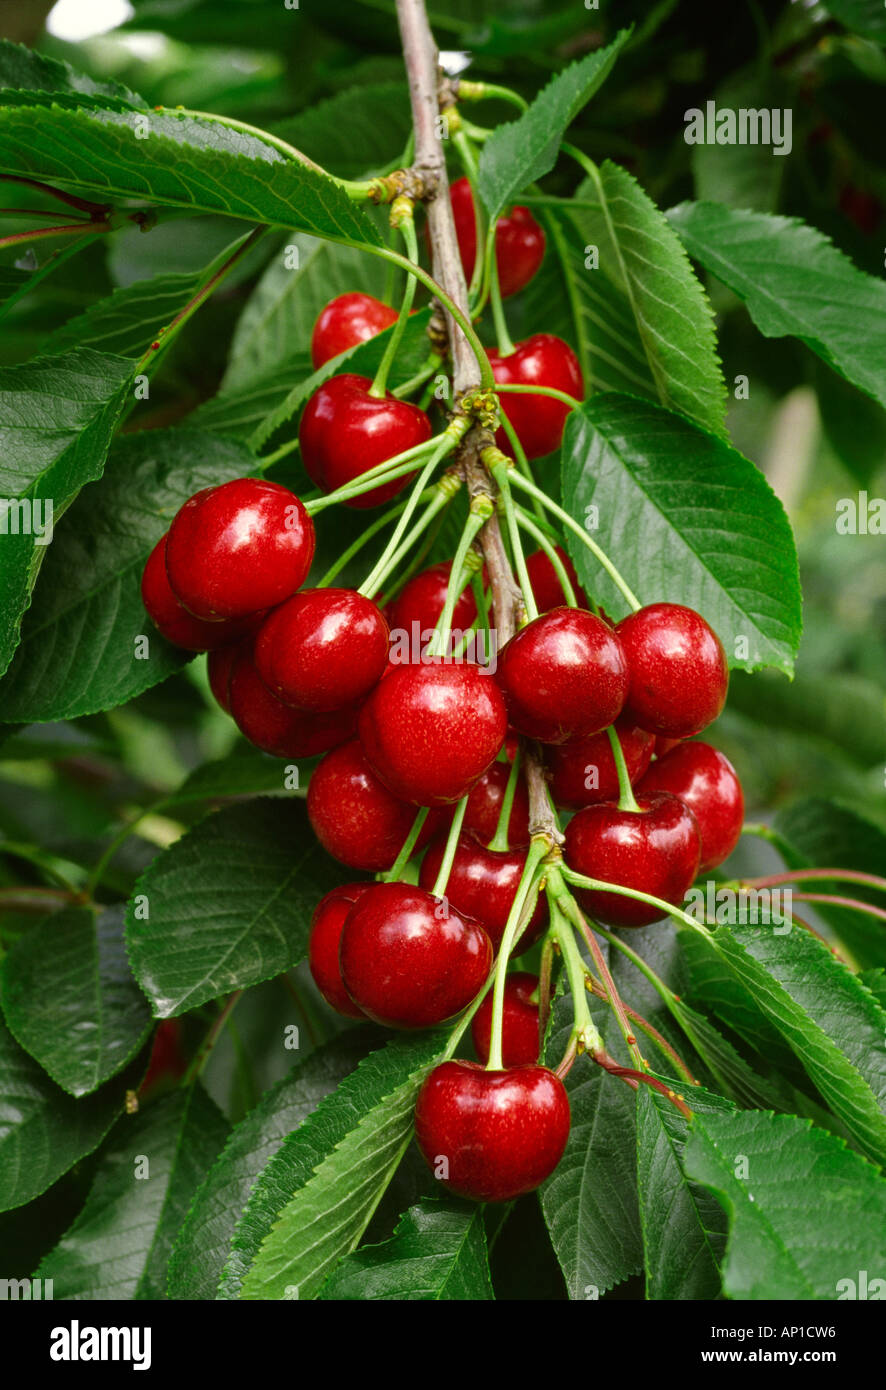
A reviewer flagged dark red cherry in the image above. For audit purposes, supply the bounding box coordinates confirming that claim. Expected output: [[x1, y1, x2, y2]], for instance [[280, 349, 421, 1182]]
[[310, 292, 399, 370], [207, 642, 240, 713], [358, 659, 507, 806], [299, 374, 432, 509], [419, 831, 547, 953], [462, 760, 531, 848], [339, 882, 492, 1028], [496, 607, 627, 743], [139, 1019, 187, 1095], [525, 545, 589, 611], [254, 588, 388, 712], [564, 791, 701, 928], [388, 562, 479, 649], [544, 717, 655, 810], [141, 534, 255, 651], [415, 1059, 570, 1202], [228, 647, 355, 758], [489, 334, 583, 460], [471, 973, 540, 1067], [307, 738, 440, 871], [448, 177, 546, 298], [655, 735, 683, 758], [308, 883, 372, 1018], [616, 603, 729, 738], [637, 741, 744, 873]]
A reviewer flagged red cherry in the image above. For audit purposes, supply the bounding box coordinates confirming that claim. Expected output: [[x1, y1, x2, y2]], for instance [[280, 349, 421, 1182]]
[[415, 1059, 570, 1202], [254, 588, 388, 713], [654, 735, 683, 758], [141, 535, 255, 651], [616, 603, 729, 738], [299, 374, 432, 509], [496, 607, 627, 743], [448, 178, 546, 298], [489, 334, 583, 460], [419, 831, 547, 953], [544, 717, 655, 810], [310, 292, 399, 370], [637, 741, 744, 874], [388, 561, 479, 653], [471, 972, 540, 1067], [564, 791, 701, 928], [307, 738, 440, 871], [339, 882, 492, 1028], [308, 883, 372, 1018], [228, 647, 355, 757], [358, 659, 507, 806], [525, 546, 589, 611], [139, 1019, 187, 1095], [165, 478, 314, 622], [462, 760, 531, 848], [207, 642, 240, 713]]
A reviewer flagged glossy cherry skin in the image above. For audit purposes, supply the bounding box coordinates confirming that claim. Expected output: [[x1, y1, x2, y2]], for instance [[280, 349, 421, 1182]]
[[388, 561, 479, 654], [616, 603, 729, 738], [462, 760, 531, 848], [299, 374, 432, 509], [228, 647, 355, 758], [307, 738, 441, 871], [448, 177, 546, 298], [525, 546, 589, 611], [489, 334, 583, 460], [415, 1060, 570, 1202], [496, 607, 628, 743], [545, 717, 655, 810], [308, 883, 371, 1018], [471, 973, 540, 1067], [637, 741, 744, 873], [564, 791, 701, 928], [141, 534, 255, 651], [359, 659, 507, 806], [419, 831, 547, 954], [165, 478, 314, 621], [339, 883, 492, 1028], [310, 292, 399, 370], [254, 588, 388, 712]]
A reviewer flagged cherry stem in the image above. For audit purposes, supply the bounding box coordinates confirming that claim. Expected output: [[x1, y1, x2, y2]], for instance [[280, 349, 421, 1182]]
[[425, 494, 494, 657], [485, 450, 538, 622], [488, 744, 523, 852], [370, 205, 419, 398], [559, 863, 710, 938], [384, 807, 430, 882], [457, 80, 529, 112], [316, 490, 431, 587], [547, 894, 604, 1064], [788, 892, 886, 924], [607, 725, 641, 813], [0, 173, 112, 218], [307, 437, 443, 517], [0, 221, 101, 251], [744, 868, 886, 895], [495, 414, 545, 522], [451, 130, 487, 307], [392, 351, 444, 399], [486, 839, 550, 1070], [537, 931, 555, 1050], [487, 235, 516, 357], [495, 382, 583, 411], [592, 1052, 693, 1118], [430, 796, 469, 899], [182, 990, 243, 1086], [514, 510, 579, 607], [585, 976, 698, 1084]]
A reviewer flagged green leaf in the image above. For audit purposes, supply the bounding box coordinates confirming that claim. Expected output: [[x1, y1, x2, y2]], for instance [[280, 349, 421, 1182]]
[[539, 995, 643, 1299], [860, 969, 886, 1011], [667, 996, 795, 1113], [0, 1016, 140, 1212], [0, 905, 150, 1098], [820, 0, 886, 42], [0, 428, 259, 723], [560, 393, 802, 673], [814, 359, 886, 486], [36, 1085, 228, 1299], [667, 201, 886, 412], [0, 101, 382, 245], [269, 82, 412, 181], [0, 347, 134, 681], [126, 799, 351, 1018], [637, 1083, 730, 1300], [690, 70, 788, 213], [41, 270, 203, 360], [167, 749, 294, 806], [684, 1109, 886, 1299], [317, 1195, 493, 1300], [168, 1031, 373, 1298], [727, 669, 886, 771], [476, 32, 631, 221], [223, 1035, 443, 1300], [0, 37, 147, 105]]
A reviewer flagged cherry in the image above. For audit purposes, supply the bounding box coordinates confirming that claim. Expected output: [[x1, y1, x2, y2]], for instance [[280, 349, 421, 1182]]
[[338, 882, 492, 1028], [307, 738, 440, 871], [489, 334, 583, 460], [419, 831, 547, 953], [299, 374, 432, 509], [545, 717, 655, 810], [471, 973, 540, 1068], [655, 735, 683, 758], [139, 1019, 187, 1095], [496, 607, 627, 743], [310, 292, 399, 370], [358, 659, 507, 805], [462, 760, 531, 848], [616, 603, 729, 738], [165, 478, 314, 621], [254, 588, 388, 712], [308, 883, 371, 1018], [207, 642, 240, 713], [448, 177, 546, 298], [387, 561, 479, 650], [228, 646, 355, 757], [637, 741, 744, 873], [564, 791, 701, 928], [141, 534, 255, 651], [414, 1060, 570, 1202], [525, 545, 589, 611]]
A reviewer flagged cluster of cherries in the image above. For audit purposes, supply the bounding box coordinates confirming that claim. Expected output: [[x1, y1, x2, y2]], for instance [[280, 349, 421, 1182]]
[[140, 180, 744, 1205]]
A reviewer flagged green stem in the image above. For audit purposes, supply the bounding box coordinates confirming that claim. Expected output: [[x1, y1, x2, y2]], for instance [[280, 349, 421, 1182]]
[[383, 807, 430, 882], [514, 509, 578, 606], [0, 221, 101, 251], [452, 130, 487, 305], [431, 797, 469, 898], [182, 990, 243, 1086], [495, 382, 582, 411], [392, 352, 443, 399], [486, 840, 549, 1070], [371, 213, 419, 398], [548, 897, 602, 1063], [457, 81, 529, 112], [316, 492, 429, 587], [425, 495, 494, 656], [559, 864, 710, 937], [486, 453, 538, 621], [305, 437, 440, 517], [607, 725, 641, 813], [487, 744, 522, 852]]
